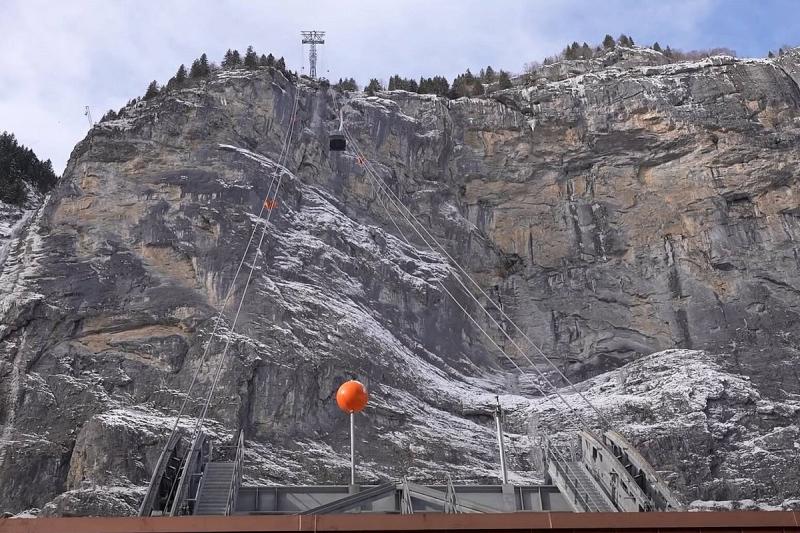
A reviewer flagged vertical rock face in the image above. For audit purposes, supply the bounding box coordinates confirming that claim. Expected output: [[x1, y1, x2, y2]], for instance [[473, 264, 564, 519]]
[[491, 53, 800, 383], [1, 50, 800, 515]]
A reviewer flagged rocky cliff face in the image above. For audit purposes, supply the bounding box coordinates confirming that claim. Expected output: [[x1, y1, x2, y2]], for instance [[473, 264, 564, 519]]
[[0, 187, 43, 268], [1, 49, 800, 515]]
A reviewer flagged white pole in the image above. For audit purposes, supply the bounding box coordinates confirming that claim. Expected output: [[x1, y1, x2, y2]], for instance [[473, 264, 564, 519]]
[[495, 403, 509, 484], [350, 411, 356, 486]]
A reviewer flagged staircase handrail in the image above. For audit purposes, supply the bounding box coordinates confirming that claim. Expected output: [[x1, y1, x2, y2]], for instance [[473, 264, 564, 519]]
[[545, 438, 597, 512], [224, 430, 245, 516]]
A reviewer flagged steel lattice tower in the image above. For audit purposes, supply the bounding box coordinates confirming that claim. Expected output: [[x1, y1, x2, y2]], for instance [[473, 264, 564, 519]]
[[301, 30, 325, 79]]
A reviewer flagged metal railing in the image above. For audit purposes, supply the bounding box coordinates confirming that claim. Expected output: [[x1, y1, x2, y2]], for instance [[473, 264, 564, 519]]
[[544, 438, 601, 512], [138, 431, 181, 516], [224, 430, 245, 516], [548, 452, 596, 511], [169, 432, 210, 516]]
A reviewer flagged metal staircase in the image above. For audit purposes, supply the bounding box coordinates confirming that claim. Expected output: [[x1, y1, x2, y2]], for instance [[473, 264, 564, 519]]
[[543, 436, 619, 513], [195, 462, 237, 515], [561, 462, 616, 512], [139, 430, 244, 517], [193, 430, 245, 516]]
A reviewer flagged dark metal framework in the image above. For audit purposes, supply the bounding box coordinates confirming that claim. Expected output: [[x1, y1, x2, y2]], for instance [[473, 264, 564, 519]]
[[139, 427, 683, 517], [236, 483, 568, 514]]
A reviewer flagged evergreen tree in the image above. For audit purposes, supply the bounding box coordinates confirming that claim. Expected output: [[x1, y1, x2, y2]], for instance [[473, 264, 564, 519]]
[[244, 45, 259, 69], [618, 34, 631, 47], [175, 64, 187, 84], [222, 49, 242, 69], [199, 53, 210, 75], [565, 41, 580, 60], [418, 77, 428, 94], [449, 75, 467, 98], [364, 78, 383, 95], [485, 65, 496, 82], [334, 77, 358, 91], [190, 59, 202, 78], [259, 54, 269, 67], [266, 53, 275, 66], [222, 49, 233, 68], [190, 54, 210, 78], [388, 74, 418, 91], [417, 76, 440, 96], [603, 34, 615, 49], [0, 131, 59, 205], [497, 70, 512, 89], [581, 42, 592, 59], [0, 133, 28, 204], [418, 76, 449, 97], [144, 80, 160, 99], [100, 109, 117, 122], [275, 56, 286, 72], [433, 76, 449, 97], [768, 50, 775, 58], [653, 42, 662, 52], [450, 70, 486, 98]]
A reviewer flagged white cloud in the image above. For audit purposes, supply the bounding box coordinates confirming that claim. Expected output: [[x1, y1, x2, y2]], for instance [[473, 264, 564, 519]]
[[0, 0, 719, 174]]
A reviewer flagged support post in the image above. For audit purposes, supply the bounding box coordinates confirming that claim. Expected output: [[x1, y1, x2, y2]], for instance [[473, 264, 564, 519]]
[[350, 411, 356, 486], [495, 398, 509, 484]]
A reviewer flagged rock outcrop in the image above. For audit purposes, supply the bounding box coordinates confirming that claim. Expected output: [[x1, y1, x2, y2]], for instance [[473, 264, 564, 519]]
[[1, 49, 800, 514]]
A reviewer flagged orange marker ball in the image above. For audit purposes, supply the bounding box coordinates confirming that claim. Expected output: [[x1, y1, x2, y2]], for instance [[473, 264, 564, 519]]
[[336, 380, 368, 413]]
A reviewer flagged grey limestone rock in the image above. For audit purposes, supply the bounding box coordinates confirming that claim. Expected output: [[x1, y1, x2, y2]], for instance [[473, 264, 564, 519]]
[[1, 50, 800, 514]]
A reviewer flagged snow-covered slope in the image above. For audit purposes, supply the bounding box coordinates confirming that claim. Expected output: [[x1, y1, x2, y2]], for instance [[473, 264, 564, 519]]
[[0, 185, 43, 268], [512, 349, 800, 507]]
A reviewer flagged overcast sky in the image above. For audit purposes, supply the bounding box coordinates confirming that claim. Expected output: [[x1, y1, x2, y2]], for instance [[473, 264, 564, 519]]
[[1, 0, 798, 174]]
